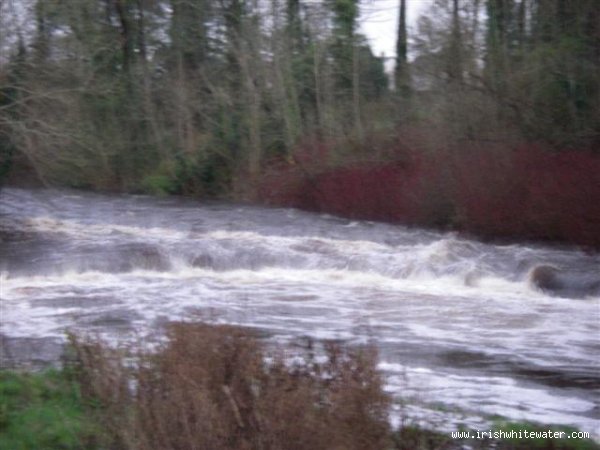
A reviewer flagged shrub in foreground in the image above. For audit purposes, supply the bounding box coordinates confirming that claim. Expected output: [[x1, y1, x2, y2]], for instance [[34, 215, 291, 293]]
[[70, 323, 392, 450]]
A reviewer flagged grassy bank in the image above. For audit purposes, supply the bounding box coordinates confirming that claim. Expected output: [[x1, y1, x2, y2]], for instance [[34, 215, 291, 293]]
[[0, 369, 107, 450], [1, 324, 598, 450]]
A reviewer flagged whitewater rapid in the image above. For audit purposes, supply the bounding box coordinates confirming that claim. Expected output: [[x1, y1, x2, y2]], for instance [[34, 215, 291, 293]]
[[1, 188, 599, 435]]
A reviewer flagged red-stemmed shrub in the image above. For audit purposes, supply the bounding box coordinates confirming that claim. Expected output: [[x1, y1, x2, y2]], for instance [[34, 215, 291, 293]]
[[452, 144, 600, 247], [313, 163, 418, 222], [450, 143, 529, 237], [257, 136, 600, 248], [516, 145, 600, 246]]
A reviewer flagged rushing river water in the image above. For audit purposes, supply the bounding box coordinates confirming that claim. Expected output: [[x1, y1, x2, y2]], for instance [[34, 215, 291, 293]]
[[1, 187, 599, 435]]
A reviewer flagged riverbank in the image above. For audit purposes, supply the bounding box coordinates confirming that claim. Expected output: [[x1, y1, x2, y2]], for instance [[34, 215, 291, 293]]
[[2, 324, 598, 450], [4, 138, 600, 252], [256, 140, 600, 251]]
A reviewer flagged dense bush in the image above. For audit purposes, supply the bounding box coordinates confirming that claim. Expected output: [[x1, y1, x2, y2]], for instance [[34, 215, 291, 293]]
[[452, 145, 600, 247], [70, 323, 392, 450], [258, 141, 600, 248]]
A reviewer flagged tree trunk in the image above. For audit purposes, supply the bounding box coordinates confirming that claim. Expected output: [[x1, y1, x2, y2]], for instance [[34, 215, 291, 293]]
[[394, 0, 409, 96]]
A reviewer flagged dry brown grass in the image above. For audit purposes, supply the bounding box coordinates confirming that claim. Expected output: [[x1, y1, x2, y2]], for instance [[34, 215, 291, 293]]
[[68, 323, 392, 450]]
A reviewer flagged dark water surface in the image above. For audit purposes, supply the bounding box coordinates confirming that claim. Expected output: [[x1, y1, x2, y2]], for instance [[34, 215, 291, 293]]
[[1, 188, 599, 435]]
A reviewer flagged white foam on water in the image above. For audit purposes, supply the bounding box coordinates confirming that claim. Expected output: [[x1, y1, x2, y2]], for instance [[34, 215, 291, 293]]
[[26, 217, 189, 241], [2, 187, 599, 437], [382, 362, 600, 439]]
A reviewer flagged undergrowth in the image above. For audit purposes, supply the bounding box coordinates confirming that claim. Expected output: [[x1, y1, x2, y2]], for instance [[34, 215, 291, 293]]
[[68, 323, 391, 450], [1, 323, 598, 449], [0, 369, 104, 450], [258, 138, 600, 248]]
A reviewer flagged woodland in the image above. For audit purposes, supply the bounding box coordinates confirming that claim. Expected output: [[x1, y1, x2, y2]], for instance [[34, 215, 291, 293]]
[[1, 0, 599, 246]]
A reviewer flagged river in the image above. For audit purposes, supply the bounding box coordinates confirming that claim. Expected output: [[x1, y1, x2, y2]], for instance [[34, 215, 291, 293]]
[[1, 187, 599, 436]]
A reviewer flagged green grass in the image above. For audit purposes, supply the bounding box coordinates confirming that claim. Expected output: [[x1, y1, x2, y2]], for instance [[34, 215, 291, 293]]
[[0, 369, 105, 450]]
